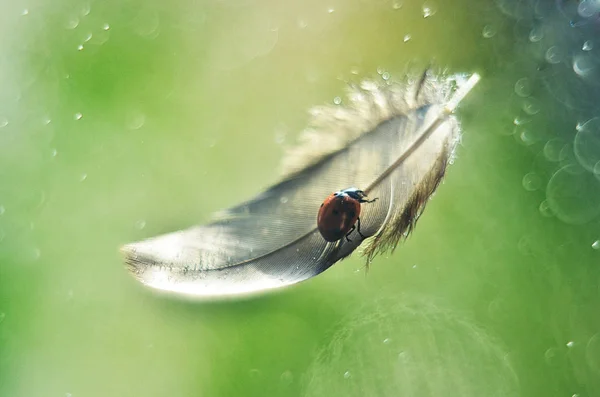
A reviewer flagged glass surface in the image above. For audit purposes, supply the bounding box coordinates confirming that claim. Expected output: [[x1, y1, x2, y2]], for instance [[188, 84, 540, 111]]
[[1, 1, 599, 396]]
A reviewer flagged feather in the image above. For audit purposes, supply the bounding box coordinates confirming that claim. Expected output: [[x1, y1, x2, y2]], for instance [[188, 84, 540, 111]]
[[121, 70, 481, 298]]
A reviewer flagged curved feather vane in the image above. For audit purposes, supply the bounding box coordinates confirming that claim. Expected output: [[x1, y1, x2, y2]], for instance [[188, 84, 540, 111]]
[[122, 71, 480, 298]]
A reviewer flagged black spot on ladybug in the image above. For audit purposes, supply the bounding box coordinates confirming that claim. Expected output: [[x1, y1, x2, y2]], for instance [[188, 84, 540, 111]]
[[332, 209, 340, 215], [348, 211, 356, 218]]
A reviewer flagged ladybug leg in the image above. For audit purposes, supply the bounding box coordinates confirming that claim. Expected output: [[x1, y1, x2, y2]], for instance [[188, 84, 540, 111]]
[[359, 197, 378, 204], [345, 225, 355, 242], [357, 217, 366, 239]]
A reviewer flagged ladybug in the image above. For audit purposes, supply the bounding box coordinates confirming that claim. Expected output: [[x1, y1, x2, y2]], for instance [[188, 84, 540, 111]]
[[317, 187, 378, 242]]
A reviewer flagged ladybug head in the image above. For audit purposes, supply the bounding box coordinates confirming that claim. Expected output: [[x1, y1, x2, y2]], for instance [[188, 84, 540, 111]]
[[340, 187, 367, 201]]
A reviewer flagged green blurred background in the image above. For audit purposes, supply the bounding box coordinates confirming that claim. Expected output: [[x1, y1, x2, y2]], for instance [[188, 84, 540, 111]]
[[1, 0, 600, 396]]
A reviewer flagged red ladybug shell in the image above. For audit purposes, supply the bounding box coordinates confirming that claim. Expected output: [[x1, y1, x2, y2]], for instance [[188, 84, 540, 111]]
[[317, 193, 361, 242]]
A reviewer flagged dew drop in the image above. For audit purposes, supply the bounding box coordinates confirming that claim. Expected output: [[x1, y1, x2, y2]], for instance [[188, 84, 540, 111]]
[[382, 72, 390, 81], [583, 40, 594, 51], [135, 220, 146, 230], [21, 9, 29, 16], [103, 23, 110, 30], [522, 172, 542, 191], [280, 196, 289, 204], [383, 338, 391, 344], [0, 206, 4, 215], [343, 371, 351, 379], [544, 347, 558, 365], [546, 165, 600, 225], [578, 0, 600, 18], [84, 32, 92, 42], [574, 118, 600, 172], [66, 17, 79, 29], [543, 139, 564, 162], [74, 112, 83, 120], [0, 313, 5, 324], [422, 1, 437, 18], [81, 4, 91, 17], [51, 148, 58, 157], [592, 240, 600, 250], [545, 46, 562, 64], [403, 34, 411, 42], [280, 370, 293, 385], [529, 26, 544, 42], [392, 1, 403, 9], [77, 44, 84, 51], [327, 7, 335, 13], [482, 25, 496, 38], [522, 97, 541, 115], [79, 173, 88, 182], [567, 341, 575, 348], [127, 111, 146, 130], [539, 200, 554, 217], [0, 117, 8, 128], [586, 333, 600, 374], [514, 78, 532, 97], [333, 96, 342, 105]]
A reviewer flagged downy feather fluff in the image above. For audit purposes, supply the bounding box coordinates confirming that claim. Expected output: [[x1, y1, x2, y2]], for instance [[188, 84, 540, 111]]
[[122, 70, 480, 298]]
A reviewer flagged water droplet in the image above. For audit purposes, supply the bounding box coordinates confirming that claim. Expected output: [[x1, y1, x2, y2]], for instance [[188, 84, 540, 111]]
[[517, 127, 536, 145], [592, 240, 600, 250], [392, 1, 403, 9], [422, 2, 437, 18], [529, 26, 544, 42], [522, 172, 542, 191], [546, 165, 600, 225], [0, 206, 5, 215], [81, 3, 91, 16], [543, 139, 564, 162], [574, 118, 600, 172], [280, 196, 288, 204], [522, 97, 541, 115], [567, 341, 575, 348], [0, 117, 8, 128], [280, 370, 293, 385], [376, 67, 384, 75], [66, 393, 72, 397], [103, 23, 110, 30], [482, 25, 496, 38], [333, 96, 342, 105], [383, 338, 391, 344], [65, 17, 79, 29], [412, 264, 417, 269], [583, 40, 594, 51], [0, 313, 5, 324], [327, 7, 335, 13], [573, 54, 597, 78], [586, 333, 600, 374], [77, 44, 84, 51], [126, 111, 146, 130], [514, 78, 532, 97], [403, 34, 411, 42], [382, 72, 390, 81], [135, 220, 146, 230], [21, 9, 29, 16], [84, 32, 92, 42], [578, 0, 600, 18], [539, 200, 554, 217], [544, 347, 558, 365], [343, 371, 351, 379], [545, 46, 562, 64], [79, 173, 88, 182], [74, 112, 83, 120], [51, 148, 58, 157]]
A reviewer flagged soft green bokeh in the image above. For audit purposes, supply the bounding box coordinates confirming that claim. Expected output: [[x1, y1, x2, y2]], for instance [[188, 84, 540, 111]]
[[1, 1, 599, 397]]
